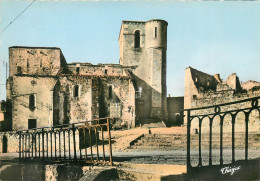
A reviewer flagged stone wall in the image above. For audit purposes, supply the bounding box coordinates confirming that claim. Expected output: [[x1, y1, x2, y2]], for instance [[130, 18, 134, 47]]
[[9, 47, 66, 77], [184, 66, 260, 134], [11, 76, 57, 131]]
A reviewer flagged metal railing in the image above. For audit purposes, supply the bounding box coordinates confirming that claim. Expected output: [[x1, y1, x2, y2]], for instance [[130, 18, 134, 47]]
[[17, 117, 113, 165], [181, 96, 260, 173]]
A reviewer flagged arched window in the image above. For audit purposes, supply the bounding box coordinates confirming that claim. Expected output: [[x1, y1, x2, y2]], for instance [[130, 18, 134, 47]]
[[29, 94, 35, 109], [134, 30, 140, 48], [74, 85, 79, 97]]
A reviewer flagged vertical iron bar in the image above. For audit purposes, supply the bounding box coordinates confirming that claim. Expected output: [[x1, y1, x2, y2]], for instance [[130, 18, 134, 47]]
[[107, 118, 113, 166], [25, 134, 27, 159], [198, 119, 202, 166], [35, 134, 37, 158], [28, 133, 30, 158], [101, 126, 105, 161], [50, 131, 53, 159], [187, 111, 191, 173], [84, 128, 86, 161], [72, 124, 77, 160], [22, 135, 24, 159], [232, 114, 235, 163], [209, 118, 213, 166], [42, 128, 45, 159], [19, 132, 21, 161], [46, 131, 48, 159], [245, 112, 249, 161], [63, 130, 66, 160], [79, 131, 82, 160], [55, 131, 57, 159], [95, 127, 99, 161], [59, 129, 61, 160], [31, 133, 34, 158], [220, 117, 223, 165], [89, 128, 93, 161], [68, 130, 71, 160], [38, 133, 40, 158]]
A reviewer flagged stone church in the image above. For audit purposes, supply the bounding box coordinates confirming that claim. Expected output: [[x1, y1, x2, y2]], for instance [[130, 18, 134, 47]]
[[0, 19, 168, 131]]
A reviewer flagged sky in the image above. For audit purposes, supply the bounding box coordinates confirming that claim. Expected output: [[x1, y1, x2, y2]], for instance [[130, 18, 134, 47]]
[[0, 0, 260, 101]]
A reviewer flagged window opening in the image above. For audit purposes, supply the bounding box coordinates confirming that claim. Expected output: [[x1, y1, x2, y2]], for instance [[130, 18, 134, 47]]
[[28, 119, 37, 129], [76, 67, 80, 74], [195, 76, 198, 83], [17, 66, 22, 74], [109, 86, 112, 99], [207, 80, 210, 86], [155, 27, 157, 38], [134, 30, 140, 48], [29, 94, 35, 109], [74, 85, 79, 97]]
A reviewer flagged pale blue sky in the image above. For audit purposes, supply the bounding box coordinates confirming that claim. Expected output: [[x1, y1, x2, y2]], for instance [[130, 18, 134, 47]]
[[0, 1, 260, 100]]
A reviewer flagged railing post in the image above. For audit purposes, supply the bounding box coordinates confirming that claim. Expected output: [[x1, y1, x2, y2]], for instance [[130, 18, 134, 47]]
[[42, 128, 45, 159], [50, 130, 53, 159], [63, 130, 66, 160], [198, 118, 202, 167], [19, 131, 21, 161], [107, 118, 113, 166], [95, 127, 99, 161], [46, 131, 48, 159], [186, 110, 191, 173], [231, 114, 236, 163], [72, 124, 77, 160], [245, 112, 249, 161], [68, 130, 71, 160], [209, 118, 213, 166], [59, 129, 61, 160], [54, 130, 57, 159], [220, 117, 224, 165]]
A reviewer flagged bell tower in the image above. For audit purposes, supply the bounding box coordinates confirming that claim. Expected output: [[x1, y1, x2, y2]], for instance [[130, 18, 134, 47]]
[[119, 19, 168, 124]]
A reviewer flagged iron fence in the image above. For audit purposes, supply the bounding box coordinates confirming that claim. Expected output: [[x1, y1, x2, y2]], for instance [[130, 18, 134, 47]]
[[17, 117, 113, 165], [182, 96, 260, 173]]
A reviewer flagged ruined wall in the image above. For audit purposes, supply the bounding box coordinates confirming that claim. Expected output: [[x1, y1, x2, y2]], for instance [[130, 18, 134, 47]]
[[184, 67, 260, 133], [67, 63, 127, 77], [9, 47, 66, 77], [100, 78, 135, 128], [11, 76, 57, 130], [58, 75, 135, 128], [59, 76, 93, 123]]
